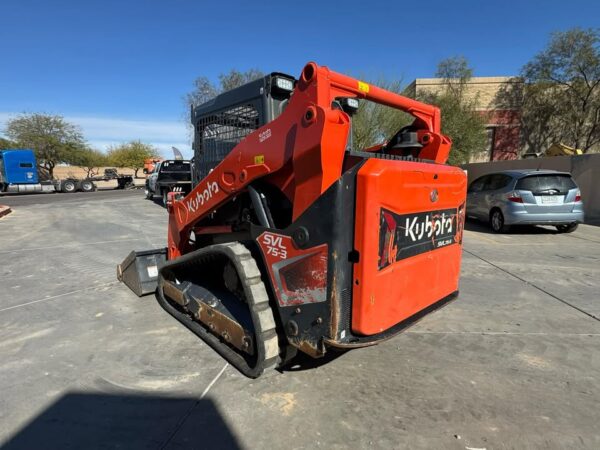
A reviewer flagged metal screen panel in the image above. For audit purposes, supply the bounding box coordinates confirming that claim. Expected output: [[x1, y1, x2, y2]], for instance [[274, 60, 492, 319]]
[[195, 104, 260, 181]]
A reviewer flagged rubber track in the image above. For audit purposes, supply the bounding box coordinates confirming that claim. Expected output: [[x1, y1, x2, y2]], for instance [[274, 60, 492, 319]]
[[156, 242, 280, 378]]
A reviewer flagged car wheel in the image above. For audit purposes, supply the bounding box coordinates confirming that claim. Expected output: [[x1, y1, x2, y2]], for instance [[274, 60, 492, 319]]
[[80, 180, 95, 192], [556, 223, 578, 233], [145, 188, 153, 199], [61, 180, 77, 193], [490, 209, 509, 233]]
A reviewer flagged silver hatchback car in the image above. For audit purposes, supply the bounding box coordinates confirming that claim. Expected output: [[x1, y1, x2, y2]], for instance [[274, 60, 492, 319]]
[[467, 170, 584, 233]]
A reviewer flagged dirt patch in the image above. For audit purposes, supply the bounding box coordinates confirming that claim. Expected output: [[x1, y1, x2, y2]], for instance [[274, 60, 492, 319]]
[[260, 392, 297, 416], [0, 205, 12, 218]]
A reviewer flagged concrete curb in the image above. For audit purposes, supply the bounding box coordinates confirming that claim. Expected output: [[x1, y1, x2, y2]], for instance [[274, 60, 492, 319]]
[[0, 205, 12, 218]]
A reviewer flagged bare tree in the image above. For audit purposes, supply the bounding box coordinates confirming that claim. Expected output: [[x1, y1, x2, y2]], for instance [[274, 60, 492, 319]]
[[185, 68, 265, 109], [185, 76, 219, 109], [218, 69, 264, 92]]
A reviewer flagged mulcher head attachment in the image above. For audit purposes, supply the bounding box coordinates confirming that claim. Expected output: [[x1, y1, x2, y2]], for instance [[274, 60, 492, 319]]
[[117, 248, 167, 296]]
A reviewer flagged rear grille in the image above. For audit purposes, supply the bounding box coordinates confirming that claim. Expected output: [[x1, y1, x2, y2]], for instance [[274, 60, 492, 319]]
[[195, 104, 260, 181]]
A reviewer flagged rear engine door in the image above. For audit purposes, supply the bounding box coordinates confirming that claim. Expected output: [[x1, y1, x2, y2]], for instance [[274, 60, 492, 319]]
[[352, 159, 467, 336]]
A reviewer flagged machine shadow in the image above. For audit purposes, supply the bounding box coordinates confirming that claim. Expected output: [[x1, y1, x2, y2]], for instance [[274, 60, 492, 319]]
[[1, 392, 241, 450], [278, 348, 348, 373], [465, 218, 559, 235]]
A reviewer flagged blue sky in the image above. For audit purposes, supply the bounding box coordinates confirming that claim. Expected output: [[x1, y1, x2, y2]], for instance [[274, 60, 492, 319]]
[[1, 0, 599, 157]]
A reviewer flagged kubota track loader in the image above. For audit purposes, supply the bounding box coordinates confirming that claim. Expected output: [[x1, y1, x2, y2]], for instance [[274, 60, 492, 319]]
[[117, 62, 467, 378]]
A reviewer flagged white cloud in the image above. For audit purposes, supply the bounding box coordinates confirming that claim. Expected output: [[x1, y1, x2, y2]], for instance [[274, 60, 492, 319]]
[[0, 112, 193, 159]]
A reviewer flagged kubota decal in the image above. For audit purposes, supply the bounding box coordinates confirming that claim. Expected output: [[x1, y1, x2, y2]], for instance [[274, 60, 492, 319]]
[[185, 181, 219, 213], [378, 207, 461, 269]]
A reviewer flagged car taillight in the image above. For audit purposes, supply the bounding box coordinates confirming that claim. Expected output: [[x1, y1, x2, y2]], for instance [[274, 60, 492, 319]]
[[575, 191, 581, 202], [507, 192, 523, 203]]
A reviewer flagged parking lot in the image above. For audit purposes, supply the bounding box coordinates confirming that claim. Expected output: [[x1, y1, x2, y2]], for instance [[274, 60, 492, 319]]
[[1, 190, 599, 449]]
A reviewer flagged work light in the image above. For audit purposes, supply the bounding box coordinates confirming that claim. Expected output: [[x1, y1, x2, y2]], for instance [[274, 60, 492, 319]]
[[346, 98, 359, 109], [274, 77, 294, 92], [340, 97, 359, 114]]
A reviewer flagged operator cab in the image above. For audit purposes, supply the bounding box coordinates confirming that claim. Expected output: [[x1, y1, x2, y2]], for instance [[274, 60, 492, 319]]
[[191, 73, 296, 186]]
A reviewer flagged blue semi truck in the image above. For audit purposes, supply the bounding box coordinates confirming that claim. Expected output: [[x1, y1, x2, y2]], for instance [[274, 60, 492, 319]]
[[0, 149, 97, 194]]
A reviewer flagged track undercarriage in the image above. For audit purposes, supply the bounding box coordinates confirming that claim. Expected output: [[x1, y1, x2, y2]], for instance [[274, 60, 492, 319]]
[[155, 242, 285, 377]]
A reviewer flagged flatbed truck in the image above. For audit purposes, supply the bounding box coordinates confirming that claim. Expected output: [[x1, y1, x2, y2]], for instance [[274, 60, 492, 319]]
[[0, 149, 132, 194]]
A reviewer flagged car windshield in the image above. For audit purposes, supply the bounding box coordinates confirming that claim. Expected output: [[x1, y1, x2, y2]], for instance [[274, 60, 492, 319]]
[[515, 174, 576, 194]]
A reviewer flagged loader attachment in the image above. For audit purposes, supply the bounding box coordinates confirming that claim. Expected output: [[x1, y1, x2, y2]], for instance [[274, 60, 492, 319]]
[[117, 248, 167, 297]]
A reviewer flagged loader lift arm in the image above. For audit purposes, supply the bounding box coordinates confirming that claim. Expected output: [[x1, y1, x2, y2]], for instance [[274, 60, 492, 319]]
[[167, 62, 451, 260]]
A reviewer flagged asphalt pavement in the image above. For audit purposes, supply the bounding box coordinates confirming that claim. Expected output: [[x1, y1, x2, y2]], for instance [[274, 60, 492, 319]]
[[1, 191, 599, 449]]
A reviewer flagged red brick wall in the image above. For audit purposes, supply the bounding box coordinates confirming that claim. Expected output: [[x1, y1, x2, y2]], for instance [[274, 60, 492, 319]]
[[479, 110, 521, 161]]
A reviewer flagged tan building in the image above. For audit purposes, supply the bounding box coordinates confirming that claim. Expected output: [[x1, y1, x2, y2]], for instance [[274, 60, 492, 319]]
[[405, 76, 524, 162]]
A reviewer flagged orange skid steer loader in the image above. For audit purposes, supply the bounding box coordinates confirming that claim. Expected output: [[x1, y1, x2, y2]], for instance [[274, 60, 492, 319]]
[[117, 62, 467, 378]]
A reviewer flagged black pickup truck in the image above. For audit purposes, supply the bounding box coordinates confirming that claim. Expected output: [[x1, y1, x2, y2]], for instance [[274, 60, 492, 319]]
[[145, 160, 192, 205]]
